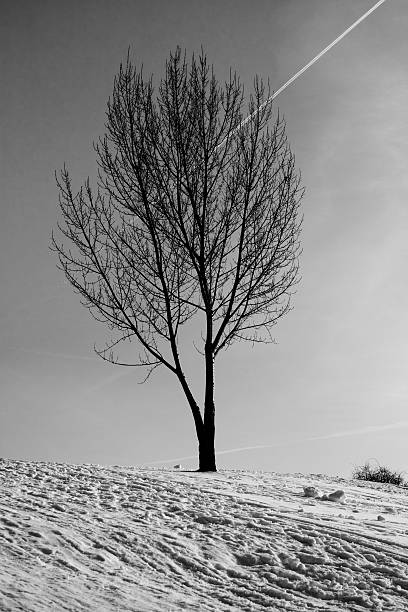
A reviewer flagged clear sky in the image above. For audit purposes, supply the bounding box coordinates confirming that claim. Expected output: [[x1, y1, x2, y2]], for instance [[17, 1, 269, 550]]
[[1, 0, 407, 476]]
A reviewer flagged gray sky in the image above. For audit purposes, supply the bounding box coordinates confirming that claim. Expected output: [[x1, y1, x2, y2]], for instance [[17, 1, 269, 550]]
[[1, 0, 407, 475]]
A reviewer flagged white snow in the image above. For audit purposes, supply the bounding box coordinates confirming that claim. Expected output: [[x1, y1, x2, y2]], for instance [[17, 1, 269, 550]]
[[1, 459, 408, 611]]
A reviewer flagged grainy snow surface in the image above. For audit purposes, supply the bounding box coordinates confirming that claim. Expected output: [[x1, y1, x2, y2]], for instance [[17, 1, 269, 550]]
[[1, 460, 408, 611]]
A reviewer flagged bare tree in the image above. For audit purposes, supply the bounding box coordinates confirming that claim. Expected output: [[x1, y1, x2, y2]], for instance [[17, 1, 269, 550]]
[[52, 48, 303, 471]]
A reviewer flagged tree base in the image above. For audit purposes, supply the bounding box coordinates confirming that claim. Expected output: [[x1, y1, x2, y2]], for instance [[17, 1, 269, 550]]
[[196, 467, 217, 472]]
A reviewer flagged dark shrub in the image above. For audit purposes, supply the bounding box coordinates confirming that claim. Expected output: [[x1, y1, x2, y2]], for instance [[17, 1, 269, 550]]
[[352, 461, 405, 486]]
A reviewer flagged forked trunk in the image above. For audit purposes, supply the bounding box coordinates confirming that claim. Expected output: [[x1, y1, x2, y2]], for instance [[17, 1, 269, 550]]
[[177, 369, 217, 471], [181, 313, 217, 471]]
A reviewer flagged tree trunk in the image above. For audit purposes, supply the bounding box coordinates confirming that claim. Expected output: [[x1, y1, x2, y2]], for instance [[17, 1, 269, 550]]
[[198, 410, 216, 471]]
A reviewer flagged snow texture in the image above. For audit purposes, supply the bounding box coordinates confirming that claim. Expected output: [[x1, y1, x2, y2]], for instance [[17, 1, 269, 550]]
[[1, 459, 408, 611]]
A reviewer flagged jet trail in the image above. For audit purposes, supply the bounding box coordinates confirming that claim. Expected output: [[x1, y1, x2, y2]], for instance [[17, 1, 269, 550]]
[[218, 0, 388, 147], [144, 420, 408, 466]]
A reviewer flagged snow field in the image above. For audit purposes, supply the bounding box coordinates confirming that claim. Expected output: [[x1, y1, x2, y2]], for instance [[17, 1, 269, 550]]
[[1, 459, 408, 611]]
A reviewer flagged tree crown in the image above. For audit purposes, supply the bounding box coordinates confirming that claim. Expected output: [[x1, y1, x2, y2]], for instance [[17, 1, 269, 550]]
[[53, 48, 303, 379]]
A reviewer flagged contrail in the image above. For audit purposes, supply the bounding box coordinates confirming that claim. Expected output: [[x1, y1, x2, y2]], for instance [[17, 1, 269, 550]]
[[8, 346, 101, 362], [142, 420, 408, 466], [83, 369, 132, 395], [142, 443, 287, 466], [218, 0, 388, 147], [307, 421, 408, 442]]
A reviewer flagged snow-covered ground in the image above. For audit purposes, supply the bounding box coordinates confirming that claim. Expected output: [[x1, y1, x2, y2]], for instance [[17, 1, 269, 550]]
[[1, 459, 408, 611]]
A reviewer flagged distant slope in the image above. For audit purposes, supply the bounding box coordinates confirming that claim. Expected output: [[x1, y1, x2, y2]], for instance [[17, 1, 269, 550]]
[[1, 459, 408, 611]]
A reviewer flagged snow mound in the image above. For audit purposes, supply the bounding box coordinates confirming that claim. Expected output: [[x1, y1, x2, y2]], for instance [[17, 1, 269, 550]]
[[1, 459, 408, 611]]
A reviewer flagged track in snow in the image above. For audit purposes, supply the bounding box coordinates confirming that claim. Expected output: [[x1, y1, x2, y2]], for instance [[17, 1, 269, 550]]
[[1, 460, 408, 611]]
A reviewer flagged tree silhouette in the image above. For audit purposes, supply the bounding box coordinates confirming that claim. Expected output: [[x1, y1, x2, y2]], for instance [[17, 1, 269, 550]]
[[52, 49, 303, 471]]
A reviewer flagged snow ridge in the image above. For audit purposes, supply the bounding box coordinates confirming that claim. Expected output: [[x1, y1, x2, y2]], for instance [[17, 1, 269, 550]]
[[1, 459, 408, 611]]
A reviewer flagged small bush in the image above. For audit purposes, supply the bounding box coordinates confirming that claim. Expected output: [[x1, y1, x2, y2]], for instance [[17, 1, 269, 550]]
[[352, 461, 405, 486]]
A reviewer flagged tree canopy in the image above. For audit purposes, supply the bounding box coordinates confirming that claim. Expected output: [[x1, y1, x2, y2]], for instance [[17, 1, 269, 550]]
[[53, 49, 303, 470]]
